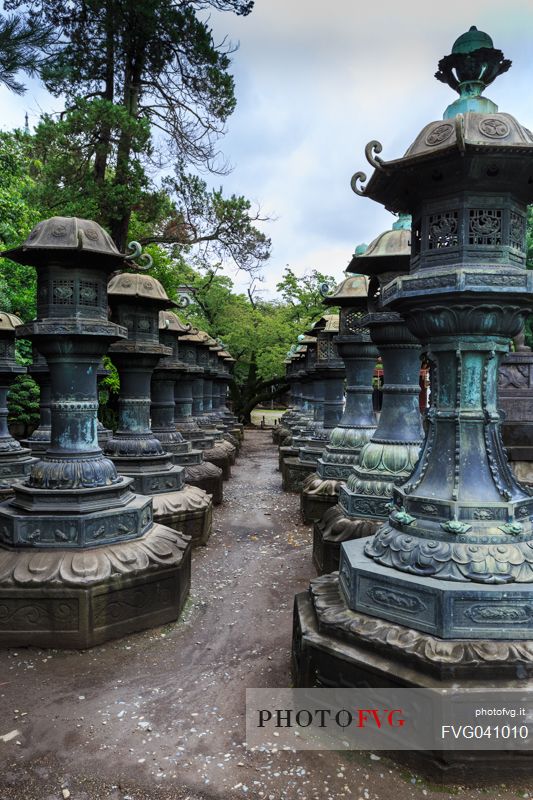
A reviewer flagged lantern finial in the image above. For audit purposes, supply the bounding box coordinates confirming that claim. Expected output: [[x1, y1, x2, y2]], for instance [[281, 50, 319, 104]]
[[435, 26, 512, 119]]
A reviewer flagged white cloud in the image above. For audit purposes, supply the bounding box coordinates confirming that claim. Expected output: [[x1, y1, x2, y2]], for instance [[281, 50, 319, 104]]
[[210, 0, 533, 295], [2, 1, 533, 298]]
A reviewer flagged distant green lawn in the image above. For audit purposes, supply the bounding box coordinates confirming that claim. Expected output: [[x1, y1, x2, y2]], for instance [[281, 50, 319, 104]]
[[250, 408, 286, 426]]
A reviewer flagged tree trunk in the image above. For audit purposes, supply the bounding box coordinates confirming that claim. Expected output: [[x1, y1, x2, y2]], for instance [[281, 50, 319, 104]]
[[93, 0, 115, 186], [110, 52, 143, 250], [238, 383, 289, 424]]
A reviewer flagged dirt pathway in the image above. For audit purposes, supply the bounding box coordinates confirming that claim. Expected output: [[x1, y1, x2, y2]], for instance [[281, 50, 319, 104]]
[[0, 429, 531, 800]]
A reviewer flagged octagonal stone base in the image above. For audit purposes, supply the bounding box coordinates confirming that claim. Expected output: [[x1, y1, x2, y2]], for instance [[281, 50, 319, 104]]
[[224, 426, 243, 445], [0, 524, 191, 649], [292, 573, 533, 782], [341, 538, 533, 639], [281, 457, 316, 493], [272, 425, 288, 445], [152, 486, 213, 547]]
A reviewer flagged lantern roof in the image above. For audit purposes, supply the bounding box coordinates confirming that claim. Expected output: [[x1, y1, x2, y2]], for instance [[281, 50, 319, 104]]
[[108, 273, 176, 307], [3, 217, 125, 268], [347, 215, 411, 275], [323, 272, 369, 306], [0, 312, 22, 331]]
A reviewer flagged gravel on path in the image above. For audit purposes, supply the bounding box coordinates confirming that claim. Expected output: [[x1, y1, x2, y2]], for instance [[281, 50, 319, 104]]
[[0, 429, 531, 800]]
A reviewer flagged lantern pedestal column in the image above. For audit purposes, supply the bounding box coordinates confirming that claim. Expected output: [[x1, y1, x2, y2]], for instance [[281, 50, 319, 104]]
[[153, 311, 223, 506], [174, 367, 232, 481], [0, 315, 37, 499], [20, 349, 52, 456], [301, 334, 376, 523], [105, 277, 213, 548], [279, 339, 317, 475], [283, 316, 344, 492], [314, 312, 423, 574], [292, 23, 533, 778]]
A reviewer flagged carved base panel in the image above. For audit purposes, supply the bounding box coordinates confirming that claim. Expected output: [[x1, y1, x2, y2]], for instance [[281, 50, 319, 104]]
[[292, 581, 533, 782], [301, 486, 340, 524], [176, 428, 213, 450], [0, 524, 191, 649], [338, 485, 392, 520], [313, 511, 378, 575], [226, 424, 244, 442], [298, 446, 325, 466], [170, 449, 202, 467], [184, 461, 223, 506], [0, 451, 37, 486], [341, 537, 533, 639], [0, 490, 153, 548], [191, 436, 216, 450], [281, 457, 316, 493], [316, 456, 358, 482], [151, 487, 213, 547], [110, 462, 186, 496], [155, 440, 191, 456]]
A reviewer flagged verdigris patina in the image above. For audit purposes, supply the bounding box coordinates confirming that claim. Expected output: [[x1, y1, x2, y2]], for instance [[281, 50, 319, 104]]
[[106, 273, 213, 546], [301, 270, 376, 523], [178, 328, 235, 478], [313, 216, 423, 573], [0, 217, 191, 648], [282, 317, 345, 492], [0, 313, 36, 497], [293, 31, 533, 780], [153, 310, 223, 505]]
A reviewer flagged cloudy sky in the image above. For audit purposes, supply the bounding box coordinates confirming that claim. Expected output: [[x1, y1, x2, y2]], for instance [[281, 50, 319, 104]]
[[2, 0, 533, 297]]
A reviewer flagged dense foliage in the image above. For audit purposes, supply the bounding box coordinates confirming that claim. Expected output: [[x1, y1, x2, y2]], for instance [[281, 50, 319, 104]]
[[6, 6, 531, 424], [0, 1, 344, 424]]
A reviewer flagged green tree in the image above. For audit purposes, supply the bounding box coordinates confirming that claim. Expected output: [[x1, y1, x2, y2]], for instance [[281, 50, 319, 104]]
[[8, 373, 39, 437], [0, 13, 54, 94], [0, 130, 42, 319], [149, 259, 337, 421], [275, 267, 336, 325], [8, 0, 254, 250]]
